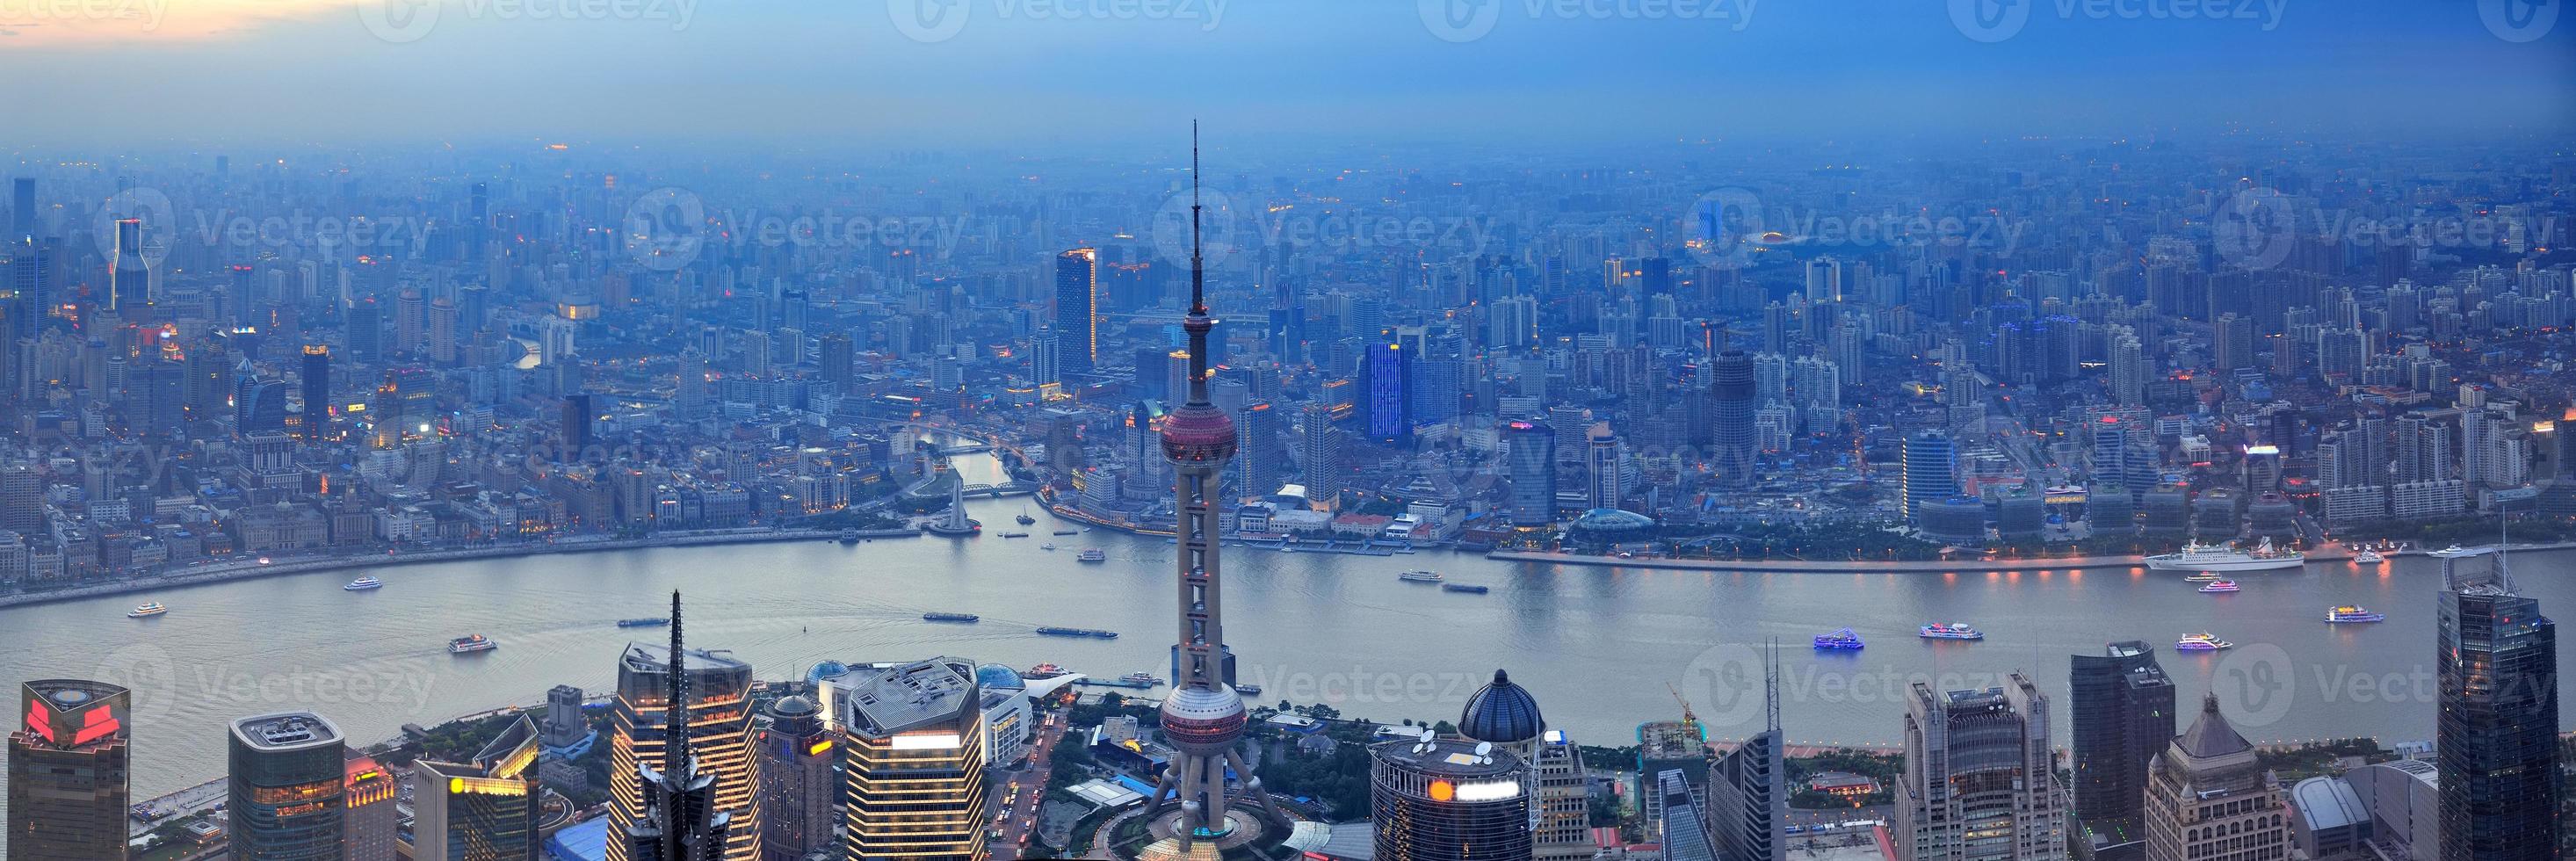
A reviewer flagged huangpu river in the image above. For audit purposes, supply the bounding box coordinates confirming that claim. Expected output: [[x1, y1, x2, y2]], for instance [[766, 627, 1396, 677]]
[[3, 451, 2568, 828]]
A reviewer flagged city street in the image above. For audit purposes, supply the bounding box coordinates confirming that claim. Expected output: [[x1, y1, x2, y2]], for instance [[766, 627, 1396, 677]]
[[992, 711, 1066, 861]]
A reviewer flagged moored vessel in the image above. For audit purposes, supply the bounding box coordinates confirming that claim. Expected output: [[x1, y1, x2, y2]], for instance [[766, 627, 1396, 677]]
[[2145, 538, 2304, 572], [2353, 549, 2384, 564]]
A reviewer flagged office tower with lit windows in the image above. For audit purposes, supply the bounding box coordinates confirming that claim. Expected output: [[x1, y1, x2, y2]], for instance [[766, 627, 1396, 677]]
[[2436, 546, 2560, 861], [1140, 129, 1290, 858], [2140, 696, 2286, 861], [609, 601, 760, 861], [412, 714, 542, 861], [1369, 734, 1534, 861], [827, 657, 988, 860], [1454, 669, 1586, 861], [1894, 676, 2066, 861], [620, 593, 737, 861], [2070, 641, 2174, 858], [7, 680, 131, 861], [1362, 340, 1408, 441], [228, 712, 350, 861], [342, 752, 399, 861], [300, 344, 331, 442], [1054, 248, 1098, 373], [753, 696, 836, 861]]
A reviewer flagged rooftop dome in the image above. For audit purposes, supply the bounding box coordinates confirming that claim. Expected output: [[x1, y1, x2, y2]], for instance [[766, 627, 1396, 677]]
[[975, 662, 1027, 693], [1571, 508, 1656, 532], [769, 695, 817, 719], [1458, 669, 1544, 744]]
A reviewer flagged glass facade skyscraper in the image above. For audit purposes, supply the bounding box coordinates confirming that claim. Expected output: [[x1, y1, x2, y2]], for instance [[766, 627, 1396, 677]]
[[412, 714, 543, 861], [1053, 249, 1097, 373], [8, 679, 132, 861], [2069, 641, 2174, 855], [227, 712, 348, 861], [2436, 550, 2561, 861], [1370, 735, 1534, 861]]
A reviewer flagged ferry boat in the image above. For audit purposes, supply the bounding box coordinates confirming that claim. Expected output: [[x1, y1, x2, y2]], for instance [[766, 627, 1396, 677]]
[[1399, 570, 1444, 583], [1040, 544, 1058, 551], [2198, 580, 2240, 593], [1919, 623, 1983, 640], [1022, 663, 1069, 679], [2145, 538, 2305, 573], [1442, 583, 1490, 594], [1813, 628, 1865, 650], [127, 602, 167, 619], [922, 612, 981, 623], [2429, 545, 2478, 558], [616, 618, 669, 628], [1035, 626, 1118, 640], [344, 576, 383, 590], [2174, 633, 2234, 651], [448, 634, 497, 655], [2326, 605, 2386, 623], [2352, 549, 2384, 564], [1077, 549, 1107, 563], [1235, 684, 1263, 696]]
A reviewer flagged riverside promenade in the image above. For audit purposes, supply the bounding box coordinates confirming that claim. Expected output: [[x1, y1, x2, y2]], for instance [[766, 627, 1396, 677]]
[[0, 526, 922, 611]]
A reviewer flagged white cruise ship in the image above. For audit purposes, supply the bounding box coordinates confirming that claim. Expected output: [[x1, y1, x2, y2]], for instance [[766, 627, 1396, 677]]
[[2145, 538, 2304, 573]]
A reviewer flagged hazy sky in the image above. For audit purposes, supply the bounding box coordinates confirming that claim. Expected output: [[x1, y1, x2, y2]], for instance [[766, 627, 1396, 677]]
[[4, 0, 2572, 151]]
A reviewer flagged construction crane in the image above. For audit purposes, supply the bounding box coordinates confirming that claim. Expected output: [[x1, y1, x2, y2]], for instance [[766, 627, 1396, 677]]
[[1666, 682, 1698, 725]]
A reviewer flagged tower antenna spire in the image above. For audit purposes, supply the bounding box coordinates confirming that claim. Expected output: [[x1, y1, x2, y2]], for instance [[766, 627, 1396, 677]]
[[1190, 119, 1205, 316]]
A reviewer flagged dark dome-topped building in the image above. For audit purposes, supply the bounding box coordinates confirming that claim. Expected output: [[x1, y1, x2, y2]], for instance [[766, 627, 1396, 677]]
[[1458, 669, 1544, 744]]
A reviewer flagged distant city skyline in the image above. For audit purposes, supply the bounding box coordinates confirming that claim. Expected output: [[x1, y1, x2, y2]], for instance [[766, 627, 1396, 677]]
[[2, 0, 2570, 149]]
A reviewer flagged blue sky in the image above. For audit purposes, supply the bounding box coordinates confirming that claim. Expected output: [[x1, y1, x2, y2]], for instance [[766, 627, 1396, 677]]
[[3, 0, 2570, 151]]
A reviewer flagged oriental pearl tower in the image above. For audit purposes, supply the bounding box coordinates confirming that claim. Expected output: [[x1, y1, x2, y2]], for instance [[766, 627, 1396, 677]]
[[1145, 124, 1287, 856]]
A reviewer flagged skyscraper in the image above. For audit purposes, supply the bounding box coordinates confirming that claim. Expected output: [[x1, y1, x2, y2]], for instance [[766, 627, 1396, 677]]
[[1709, 647, 1785, 861], [300, 344, 331, 443], [106, 217, 151, 315], [1711, 349, 1757, 487], [228, 712, 349, 861], [1894, 676, 2066, 861], [609, 600, 760, 861], [619, 593, 736, 861], [753, 697, 835, 861], [2435, 545, 2561, 861], [1506, 420, 1557, 528], [342, 753, 399, 861], [1369, 734, 1534, 861], [1054, 248, 1098, 373], [411, 715, 544, 861], [1902, 431, 1959, 522], [2069, 641, 2174, 857], [1144, 128, 1287, 854], [1659, 769, 1718, 861], [2141, 696, 2287, 861], [826, 657, 988, 859], [1362, 340, 1408, 441], [8, 679, 131, 861], [1300, 402, 1338, 510]]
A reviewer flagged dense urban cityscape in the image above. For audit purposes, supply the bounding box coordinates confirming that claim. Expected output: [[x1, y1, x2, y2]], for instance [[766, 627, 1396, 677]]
[[6, 1, 2576, 860]]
